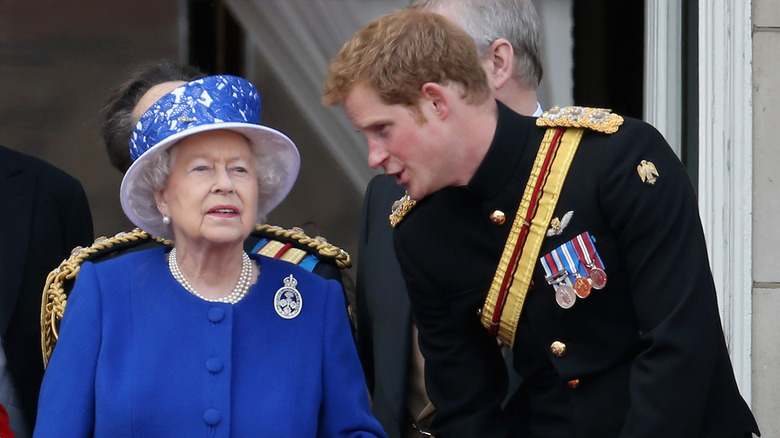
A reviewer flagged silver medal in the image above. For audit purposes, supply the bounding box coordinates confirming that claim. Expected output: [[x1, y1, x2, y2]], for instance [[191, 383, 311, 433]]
[[555, 284, 577, 309], [274, 274, 302, 319]]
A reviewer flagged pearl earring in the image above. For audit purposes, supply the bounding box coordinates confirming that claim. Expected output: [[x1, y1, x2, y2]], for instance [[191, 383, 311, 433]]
[[162, 215, 171, 225]]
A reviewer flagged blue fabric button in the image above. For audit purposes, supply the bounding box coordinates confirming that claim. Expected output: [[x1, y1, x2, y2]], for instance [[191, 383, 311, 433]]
[[203, 409, 221, 425], [205, 357, 224, 373], [207, 307, 225, 323]]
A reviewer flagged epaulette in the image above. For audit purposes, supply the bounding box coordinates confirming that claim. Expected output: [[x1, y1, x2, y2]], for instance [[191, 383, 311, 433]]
[[389, 192, 417, 228], [536, 106, 624, 134], [41, 228, 171, 367], [41, 224, 352, 367], [248, 224, 351, 270]]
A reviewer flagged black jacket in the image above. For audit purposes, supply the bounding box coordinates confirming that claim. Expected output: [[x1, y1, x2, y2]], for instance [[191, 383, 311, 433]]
[[356, 174, 411, 437], [0, 145, 93, 431], [393, 103, 759, 437]]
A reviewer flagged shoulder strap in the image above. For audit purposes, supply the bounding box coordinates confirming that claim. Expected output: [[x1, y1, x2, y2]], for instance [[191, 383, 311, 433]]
[[480, 128, 584, 347], [248, 224, 351, 270], [41, 229, 171, 367]]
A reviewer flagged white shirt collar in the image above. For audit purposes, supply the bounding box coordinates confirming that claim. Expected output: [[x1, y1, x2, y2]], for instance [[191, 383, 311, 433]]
[[532, 101, 544, 117]]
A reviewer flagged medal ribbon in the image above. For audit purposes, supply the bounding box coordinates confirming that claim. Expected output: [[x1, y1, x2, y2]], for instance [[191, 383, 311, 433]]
[[481, 127, 585, 347], [541, 252, 567, 289], [560, 242, 587, 280], [573, 232, 605, 270]]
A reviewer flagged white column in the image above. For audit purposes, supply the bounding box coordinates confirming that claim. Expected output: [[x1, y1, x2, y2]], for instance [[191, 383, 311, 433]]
[[644, 0, 682, 156], [698, 0, 753, 401]]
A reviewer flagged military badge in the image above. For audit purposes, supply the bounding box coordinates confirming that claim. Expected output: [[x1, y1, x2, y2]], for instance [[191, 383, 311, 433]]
[[536, 106, 624, 134], [389, 192, 417, 228], [540, 232, 607, 308], [274, 274, 302, 319], [637, 160, 659, 185], [547, 211, 573, 236]]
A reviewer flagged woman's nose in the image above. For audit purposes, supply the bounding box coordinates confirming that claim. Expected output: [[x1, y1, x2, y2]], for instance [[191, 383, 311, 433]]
[[211, 167, 235, 193]]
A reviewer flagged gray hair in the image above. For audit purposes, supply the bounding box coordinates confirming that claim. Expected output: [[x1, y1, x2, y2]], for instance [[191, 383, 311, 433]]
[[127, 136, 280, 238], [408, 0, 543, 89]]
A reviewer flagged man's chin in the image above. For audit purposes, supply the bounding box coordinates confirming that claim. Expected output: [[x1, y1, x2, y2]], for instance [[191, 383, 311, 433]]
[[404, 186, 425, 201]]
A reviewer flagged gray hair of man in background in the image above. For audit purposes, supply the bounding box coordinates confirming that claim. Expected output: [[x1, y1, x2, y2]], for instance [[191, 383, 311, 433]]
[[408, 0, 543, 90]]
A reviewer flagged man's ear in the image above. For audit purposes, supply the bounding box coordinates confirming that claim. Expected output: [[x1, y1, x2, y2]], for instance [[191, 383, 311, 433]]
[[483, 38, 515, 90], [420, 82, 449, 120]]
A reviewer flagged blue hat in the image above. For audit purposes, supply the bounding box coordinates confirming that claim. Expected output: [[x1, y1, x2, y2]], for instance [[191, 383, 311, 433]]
[[120, 75, 300, 239]]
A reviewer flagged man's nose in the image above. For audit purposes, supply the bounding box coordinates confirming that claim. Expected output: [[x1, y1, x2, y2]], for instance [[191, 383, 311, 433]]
[[367, 142, 389, 169]]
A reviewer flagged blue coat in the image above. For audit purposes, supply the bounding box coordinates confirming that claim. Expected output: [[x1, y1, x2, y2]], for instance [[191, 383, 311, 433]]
[[34, 247, 386, 438]]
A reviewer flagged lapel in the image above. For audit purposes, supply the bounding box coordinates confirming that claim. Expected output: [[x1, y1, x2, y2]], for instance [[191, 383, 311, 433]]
[[0, 150, 36, 335]]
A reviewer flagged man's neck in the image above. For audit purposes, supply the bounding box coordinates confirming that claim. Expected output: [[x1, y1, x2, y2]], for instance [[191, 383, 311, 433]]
[[454, 99, 501, 186], [495, 83, 539, 117]]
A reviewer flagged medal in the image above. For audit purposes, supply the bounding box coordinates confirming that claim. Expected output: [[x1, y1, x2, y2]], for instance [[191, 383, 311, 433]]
[[573, 276, 592, 298], [573, 232, 608, 290], [561, 241, 592, 299], [274, 274, 302, 319], [540, 251, 578, 309], [541, 231, 609, 309], [589, 267, 607, 289], [555, 284, 577, 309]]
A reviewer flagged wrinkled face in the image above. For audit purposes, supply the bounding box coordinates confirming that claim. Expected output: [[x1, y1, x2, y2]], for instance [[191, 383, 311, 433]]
[[344, 82, 453, 200], [155, 130, 258, 248]]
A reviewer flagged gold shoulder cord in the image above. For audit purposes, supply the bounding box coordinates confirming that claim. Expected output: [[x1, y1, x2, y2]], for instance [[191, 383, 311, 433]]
[[252, 224, 351, 269], [42, 225, 352, 367], [481, 106, 623, 348], [41, 228, 172, 367], [481, 128, 583, 347]]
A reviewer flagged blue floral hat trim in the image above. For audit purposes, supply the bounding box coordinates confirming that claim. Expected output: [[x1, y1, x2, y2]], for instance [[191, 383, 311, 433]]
[[129, 75, 261, 161], [120, 75, 300, 240]]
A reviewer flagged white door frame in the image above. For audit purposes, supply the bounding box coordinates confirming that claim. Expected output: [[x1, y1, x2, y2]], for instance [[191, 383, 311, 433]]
[[645, 0, 754, 401]]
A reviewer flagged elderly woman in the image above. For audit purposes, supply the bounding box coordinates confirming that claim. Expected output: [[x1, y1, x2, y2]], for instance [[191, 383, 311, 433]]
[[34, 75, 386, 437]]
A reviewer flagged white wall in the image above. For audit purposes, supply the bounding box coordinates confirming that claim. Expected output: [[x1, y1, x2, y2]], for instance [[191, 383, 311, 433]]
[[750, 0, 780, 434]]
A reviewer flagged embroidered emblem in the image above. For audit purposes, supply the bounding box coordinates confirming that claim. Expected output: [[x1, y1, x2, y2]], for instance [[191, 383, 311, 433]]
[[546, 211, 573, 236], [637, 160, 659, 185], [274, 275, 302, 319], [536, 106, 624, 134], [389, 192, 417, 228]]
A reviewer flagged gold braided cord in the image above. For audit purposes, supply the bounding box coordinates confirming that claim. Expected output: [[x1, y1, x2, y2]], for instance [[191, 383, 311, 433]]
[[40, 228, 170, 367], [41, 224, 350, 367], [253, 224, 352, 269], [536, 106, 624, 134]]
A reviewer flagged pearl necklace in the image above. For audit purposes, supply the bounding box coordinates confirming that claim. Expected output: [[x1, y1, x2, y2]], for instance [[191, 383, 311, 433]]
[[168, 247, 254, 304]]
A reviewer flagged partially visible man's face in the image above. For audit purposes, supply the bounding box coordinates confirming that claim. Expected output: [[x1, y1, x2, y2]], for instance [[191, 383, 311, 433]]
[[344, 82, 454, 200]]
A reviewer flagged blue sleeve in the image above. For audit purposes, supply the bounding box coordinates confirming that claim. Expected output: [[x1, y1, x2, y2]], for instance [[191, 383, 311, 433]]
[[34, 262, 101, 438], [318, 279, 387, 438]]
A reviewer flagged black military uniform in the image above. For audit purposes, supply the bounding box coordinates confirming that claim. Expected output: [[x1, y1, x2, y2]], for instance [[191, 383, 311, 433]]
[[393, 102, 760, 437]]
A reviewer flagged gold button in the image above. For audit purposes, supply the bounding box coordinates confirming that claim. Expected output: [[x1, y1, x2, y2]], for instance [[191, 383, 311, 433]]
[[490, 210, 506, 225], [550, 341, 567, 357], [567, 379, 580, 389]]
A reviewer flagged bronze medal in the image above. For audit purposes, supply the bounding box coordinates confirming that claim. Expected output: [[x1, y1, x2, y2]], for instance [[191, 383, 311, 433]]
[[589, 267, 607, 289], [555, 284, 577, 309], [573, 276, 592, 298]]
